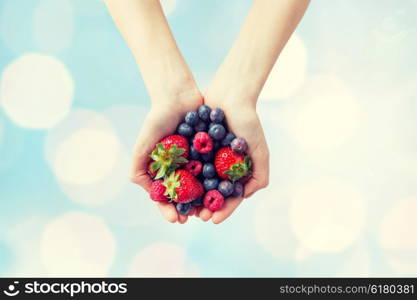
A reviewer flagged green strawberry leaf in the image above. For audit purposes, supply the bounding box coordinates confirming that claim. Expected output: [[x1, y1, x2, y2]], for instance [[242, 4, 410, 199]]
[[150, 161, 160, 172]]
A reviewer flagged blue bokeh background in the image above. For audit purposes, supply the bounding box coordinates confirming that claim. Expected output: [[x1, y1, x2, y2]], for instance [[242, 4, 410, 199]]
[[0, 0, 416, 277]]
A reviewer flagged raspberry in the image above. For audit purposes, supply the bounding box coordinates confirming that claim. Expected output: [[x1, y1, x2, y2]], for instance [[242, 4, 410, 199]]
[[193, 132, 213, 154], [203, 190, 224, 212], [184, 160, 203, 176]]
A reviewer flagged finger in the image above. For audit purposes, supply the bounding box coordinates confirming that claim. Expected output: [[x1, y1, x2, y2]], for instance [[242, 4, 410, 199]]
[[244, 149, 269, 198], [130, 115, 163, 191], [211, 197, 244, 224], [199, 208, 213, 222], [178, 213, 188, 224], [157, 202, 178, 223]]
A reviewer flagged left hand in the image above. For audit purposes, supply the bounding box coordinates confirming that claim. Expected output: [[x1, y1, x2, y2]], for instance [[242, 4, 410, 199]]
[[197, 92, 269, 224]]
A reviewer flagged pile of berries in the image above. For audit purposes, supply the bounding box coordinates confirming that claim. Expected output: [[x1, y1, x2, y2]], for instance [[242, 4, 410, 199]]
[[148, 105, 251, 216]]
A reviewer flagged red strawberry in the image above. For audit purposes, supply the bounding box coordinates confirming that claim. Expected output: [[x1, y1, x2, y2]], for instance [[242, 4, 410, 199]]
[[203, 190, 224, 211], [163, 170, 204, 203], [214, 147, 251, 181], [150, 180, 169, 202], [184, 160, 202, 176], [149, 135, 189, 179]]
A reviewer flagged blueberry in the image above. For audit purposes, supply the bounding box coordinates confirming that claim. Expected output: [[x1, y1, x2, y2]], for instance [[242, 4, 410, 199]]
[[202, 163, 216, 178], [198, 105, 211, 122], [210, 108, 224, 123], [194, 120, 207, 132], [209, 122, 217, 130], [218, 180, 234, 197], [176, 202, 192, 215], [230, 137, 248, 154], [213, 141, 221, 151], [201, 151, 214, 162], [189, 145, 200, 160], [177, 123, 193, 137], [191, 196, 203, 207], [221, 132, 236, 146], [208, 124, 226, 140], [185, 111, 199, 126], [232, 181, 244, 197], [204, 178, 219, 191]]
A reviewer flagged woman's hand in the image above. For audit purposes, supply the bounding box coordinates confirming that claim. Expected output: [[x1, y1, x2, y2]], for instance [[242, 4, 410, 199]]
[[198, 93, 269, 224], [131, 88, 203, 224]]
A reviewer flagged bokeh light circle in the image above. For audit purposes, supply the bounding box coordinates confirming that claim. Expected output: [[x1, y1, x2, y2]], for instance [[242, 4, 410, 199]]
[[33, 0, 74, 53], [290, 178, 367, 253], [53, 128, 121, 186], [284, 75, 361, 151], [45, 109, 127, 206], [254, 189, 298, 260], [0, 53, 74, 129], [379, 198, 417, 274], [128, 242, 199, 277], [260, 35, 307, 101], [41, 211, 116, 277]]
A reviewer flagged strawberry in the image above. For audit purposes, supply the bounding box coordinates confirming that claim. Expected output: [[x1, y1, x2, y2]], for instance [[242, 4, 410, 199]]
[[214, 146, 251, 181], [150, 180, 169, 202], [149, 135, 189, 179], [163, 170, 204, 203]]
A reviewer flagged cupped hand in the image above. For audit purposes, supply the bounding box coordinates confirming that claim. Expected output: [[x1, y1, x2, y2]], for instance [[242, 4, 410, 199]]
[[198, 97, 270, 224], [131, 89, 203, 224]]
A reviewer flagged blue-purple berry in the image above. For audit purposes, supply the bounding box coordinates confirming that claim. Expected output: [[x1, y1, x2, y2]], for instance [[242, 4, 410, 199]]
[[202, 163, 216, 178], [194, 120, 207, 132], [221, 132, 236, 146], [208, 123, 226, 140], [210, 108, 224, 123], [204, 178, 219, 191], [189, 145, 200, 160], [191, 196, 203, 207], [198, 105, 211, 122], [201, 151, 214, 162], [185, 111, 199, 126], [230, 137, 248, 155], [176, 202, 192, 215], [177, 123, 193, 137], [218, 180, 234, 197], [232, 181, 244, 197]]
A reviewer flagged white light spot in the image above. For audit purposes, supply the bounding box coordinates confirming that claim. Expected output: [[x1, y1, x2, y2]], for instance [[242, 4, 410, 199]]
[[33, 0, 74, 53], [254, 189, 298, 260], [379, 198, 417, 274], [284, 75, 361, 150], [41, 212, 116, 277], [0, 53, 74, 129], [161, 0, 178, 16], [290, 178, 366, 253], [128, 242, 199, 277], [53, 128, 121, 186], [260, 35, 307, 101], [45, 109, 126, 206]]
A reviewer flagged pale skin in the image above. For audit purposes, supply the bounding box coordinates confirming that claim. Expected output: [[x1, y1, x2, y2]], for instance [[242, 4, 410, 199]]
[[104, 0, 310, 224]]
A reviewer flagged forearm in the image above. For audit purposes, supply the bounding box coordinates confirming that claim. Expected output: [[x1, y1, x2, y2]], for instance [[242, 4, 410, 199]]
[[211, 0, 310, 105], [104, 0, 197, 101]]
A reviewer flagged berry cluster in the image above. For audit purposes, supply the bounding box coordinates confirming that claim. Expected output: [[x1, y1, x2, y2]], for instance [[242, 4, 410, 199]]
[[148, 105, 251, 216]]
